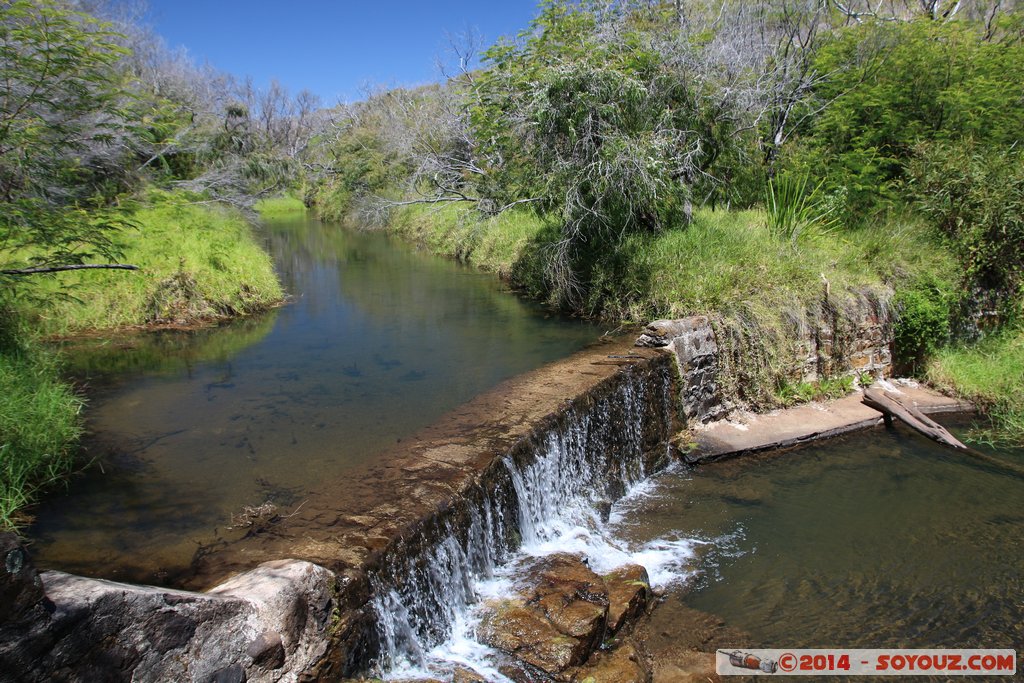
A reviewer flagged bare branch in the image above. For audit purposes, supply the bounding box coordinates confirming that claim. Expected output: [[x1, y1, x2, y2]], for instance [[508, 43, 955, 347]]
[[1, 263, 140, 275]]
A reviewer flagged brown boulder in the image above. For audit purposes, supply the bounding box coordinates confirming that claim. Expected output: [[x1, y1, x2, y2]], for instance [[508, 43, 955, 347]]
[[478, 599, 585, 674], [573, 643, 650, 683], [526, 553, 610, 607], [452, 666, 489, 682], [603, 565, 650, 634]]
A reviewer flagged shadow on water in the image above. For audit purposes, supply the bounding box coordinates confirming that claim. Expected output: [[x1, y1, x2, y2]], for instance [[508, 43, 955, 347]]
[[611, 417, 1024, 651], [28, 214, 602, 585]]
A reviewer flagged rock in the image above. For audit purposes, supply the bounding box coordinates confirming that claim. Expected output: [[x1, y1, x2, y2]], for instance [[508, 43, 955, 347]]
[[537, 592, 606, 641], [526, 553, 609, 607], [479, 599, 584, 674], [478, 554, 613, 676], [635, 320, 692, 348], [207, 664, 247, 683], [603, 565, 650, 634], [246, 631, 285, 669], [451, 666, 489, 682], [0, 557, 336, 682], [0, 533, 46, 626], [573, 643, 650, 683]]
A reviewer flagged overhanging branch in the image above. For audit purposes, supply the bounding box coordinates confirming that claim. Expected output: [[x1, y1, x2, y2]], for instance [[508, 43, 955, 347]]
[[1, 264, 140, 276]]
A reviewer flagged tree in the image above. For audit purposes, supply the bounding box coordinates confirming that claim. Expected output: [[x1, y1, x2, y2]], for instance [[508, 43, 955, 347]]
[[804, 16, 1024, 210], [0, 0, 136, 280]]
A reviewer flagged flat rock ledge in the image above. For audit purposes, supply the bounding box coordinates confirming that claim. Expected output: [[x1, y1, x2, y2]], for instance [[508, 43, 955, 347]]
[[1, 531, 338, 683]]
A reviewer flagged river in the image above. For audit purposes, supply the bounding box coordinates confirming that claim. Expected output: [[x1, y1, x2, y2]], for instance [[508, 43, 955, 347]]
[[26, 214, 602, 584]]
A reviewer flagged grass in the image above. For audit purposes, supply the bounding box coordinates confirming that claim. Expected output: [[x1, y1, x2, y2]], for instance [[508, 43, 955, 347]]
[[928, 325, 1024, 445], [13, 190, 284, 336], [388, 201, 953, 322], [381, 199, 958, 411], [390, 202, 549, 278], [775, 375, 856, 407], [255, 193, 307, 217], [0, 329, 82, 529]]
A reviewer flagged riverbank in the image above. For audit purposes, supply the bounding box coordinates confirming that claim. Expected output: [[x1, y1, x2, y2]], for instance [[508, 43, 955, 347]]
[[11, 190, 283, 337], [927, 324, 1024, 445], [0, 191, 285, 529]]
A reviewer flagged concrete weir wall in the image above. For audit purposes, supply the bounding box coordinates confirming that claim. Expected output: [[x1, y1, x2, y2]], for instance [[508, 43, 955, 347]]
[[639, 292, 894, 426], [0, 344, 679, 682]]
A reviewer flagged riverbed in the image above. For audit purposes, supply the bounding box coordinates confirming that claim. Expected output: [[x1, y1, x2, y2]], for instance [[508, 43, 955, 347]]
[[27, 214, 601, 584]]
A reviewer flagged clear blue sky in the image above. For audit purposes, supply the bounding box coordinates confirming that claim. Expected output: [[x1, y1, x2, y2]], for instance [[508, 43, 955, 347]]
[[144, 1, 541, 105]]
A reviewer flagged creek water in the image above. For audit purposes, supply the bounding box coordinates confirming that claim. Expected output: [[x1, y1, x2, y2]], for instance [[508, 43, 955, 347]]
[[374, 415, 1022, 680], [26, 214, 602, 584], [612, 417, 1024, 652]]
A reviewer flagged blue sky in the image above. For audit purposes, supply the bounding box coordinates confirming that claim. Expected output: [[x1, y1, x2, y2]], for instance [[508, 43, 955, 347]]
[[145, 1, 541, 105]]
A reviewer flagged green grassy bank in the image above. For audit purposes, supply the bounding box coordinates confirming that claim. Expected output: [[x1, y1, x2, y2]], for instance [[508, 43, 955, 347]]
[[0, 191, 284, 528], [928, 326, 1024, 445], [14, 191, 283, 336], [390, 202, 953, 322], [0, 332, 82, 529]]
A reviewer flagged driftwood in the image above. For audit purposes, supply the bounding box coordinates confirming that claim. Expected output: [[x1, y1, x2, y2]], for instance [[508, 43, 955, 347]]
[[862, 388, 968, 450], [863, 388, 1024, 478]]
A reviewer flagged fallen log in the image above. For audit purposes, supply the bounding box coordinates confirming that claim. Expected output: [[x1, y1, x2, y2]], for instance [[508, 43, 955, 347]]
[[862, 388, 968, 450], [863, 388, 1024, 478]]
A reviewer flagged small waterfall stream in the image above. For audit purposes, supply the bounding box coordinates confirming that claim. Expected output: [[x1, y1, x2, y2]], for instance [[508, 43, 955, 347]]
[[367, 360, 699, 679]]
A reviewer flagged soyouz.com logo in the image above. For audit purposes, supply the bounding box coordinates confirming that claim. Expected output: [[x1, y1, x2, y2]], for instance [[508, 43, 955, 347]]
[[716, 649, 1017, 676]]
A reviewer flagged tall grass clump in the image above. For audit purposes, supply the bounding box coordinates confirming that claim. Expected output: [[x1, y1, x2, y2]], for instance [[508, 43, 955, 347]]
[[928, 325, 1024, 445], [15, 190, 283, 336], [390, 203, 548, 278], [0, 319, 82, 529], [255, 194, 307, 217], [764, 173, 839, 245]]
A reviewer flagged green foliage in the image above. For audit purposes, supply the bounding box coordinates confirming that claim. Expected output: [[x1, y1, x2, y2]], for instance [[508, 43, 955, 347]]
[[928, 324, 1024, 445], [12, 190, 283, 335], [255, 194, 307, 217], [908, 141, 1024, 304], [764, 173, 839, 245], [776, 375, 855, 407], [470, 1, 733, 303], [0, 0, 134, 279], [0, 319, 82, 528], [893, 274, 956, 372], [807, 18, 1024, 212]]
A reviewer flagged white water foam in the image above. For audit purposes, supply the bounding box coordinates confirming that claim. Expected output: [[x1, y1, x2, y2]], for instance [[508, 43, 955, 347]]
[[380, 466, 704, 680], [372, 373, 704, 681]]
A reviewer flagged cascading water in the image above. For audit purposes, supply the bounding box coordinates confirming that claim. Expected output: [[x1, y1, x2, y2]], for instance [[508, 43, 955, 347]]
[[367, 361, 702, 680]]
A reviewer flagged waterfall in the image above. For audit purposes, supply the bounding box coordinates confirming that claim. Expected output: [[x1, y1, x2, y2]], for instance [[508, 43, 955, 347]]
[[367, 360, 679, 677]]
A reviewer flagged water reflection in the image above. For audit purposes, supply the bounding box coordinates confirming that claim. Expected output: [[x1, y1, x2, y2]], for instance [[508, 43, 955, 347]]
[[29, 215, 601, 584]]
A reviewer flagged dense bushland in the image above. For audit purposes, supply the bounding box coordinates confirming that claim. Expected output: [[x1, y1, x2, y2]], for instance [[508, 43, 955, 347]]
[[310, 0, 1022, 440]]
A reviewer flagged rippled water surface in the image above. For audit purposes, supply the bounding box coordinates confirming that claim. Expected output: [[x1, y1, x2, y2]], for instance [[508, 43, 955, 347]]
[[612, 419, 1024, 651], [28, 215, 602, 583]]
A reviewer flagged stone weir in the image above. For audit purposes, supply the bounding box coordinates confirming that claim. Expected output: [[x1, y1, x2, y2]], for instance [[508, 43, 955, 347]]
[[0, 340, 679, 682]]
